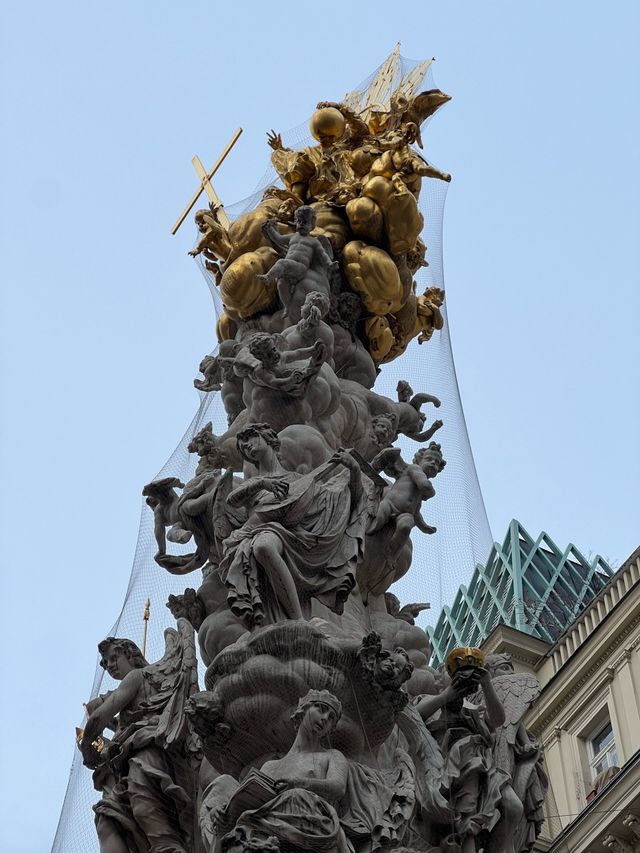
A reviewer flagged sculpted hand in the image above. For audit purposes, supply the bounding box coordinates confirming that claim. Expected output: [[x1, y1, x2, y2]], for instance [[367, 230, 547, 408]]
[[311, 339, 326, 363], [316, 101, 340, 110], [330, 448, 357, 470], [264, 477, 290, 500], [475, 665, 491, 686], [84, 697, 104, 716], [446, 670, 479, 700], [267, 130, 283, 151]]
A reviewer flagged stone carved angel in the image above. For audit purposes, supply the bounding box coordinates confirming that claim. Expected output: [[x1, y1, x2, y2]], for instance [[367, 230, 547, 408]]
[[194, 341, 244, 426], [144, 465, 244, 576], [368, 443, 446, 544], [79, 621, 200, 853], [358, 443, 446, 597]]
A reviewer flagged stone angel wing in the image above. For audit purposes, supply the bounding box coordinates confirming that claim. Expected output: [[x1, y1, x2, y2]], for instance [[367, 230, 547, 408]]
[[491, 672, 541, 741], [142, 617, 201, 756], [371, 447, 406, 474], [489, 672, 541, 777]]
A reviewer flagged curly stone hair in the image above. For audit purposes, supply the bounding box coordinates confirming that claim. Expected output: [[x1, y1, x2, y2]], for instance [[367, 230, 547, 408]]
[[236, 423, 281, 459], [413, 441, 446, 473], [98, 637, 148, 670]]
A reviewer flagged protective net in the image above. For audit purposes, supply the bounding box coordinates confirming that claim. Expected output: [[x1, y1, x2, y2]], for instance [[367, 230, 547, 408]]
[[52, 51, 493, 852]]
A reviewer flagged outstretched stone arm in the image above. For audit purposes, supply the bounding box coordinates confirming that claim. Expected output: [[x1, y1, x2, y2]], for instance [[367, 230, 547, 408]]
[[279, 340, 325, 365], [81, 671, 142, 764], [411, 393, 441, 410], [252, 364, 307, 390], [412, 419, 443, 442], [227, 476, 289, 508], [330, 449, 363, 503], [262, 219, 292, 255]]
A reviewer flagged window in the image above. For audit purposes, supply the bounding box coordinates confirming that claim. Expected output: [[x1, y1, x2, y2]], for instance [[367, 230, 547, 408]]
[[588, 721, 618, 779]]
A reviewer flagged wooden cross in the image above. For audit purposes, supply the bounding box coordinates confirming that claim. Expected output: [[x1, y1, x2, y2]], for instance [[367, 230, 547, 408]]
[[171, 127, 243, 235]]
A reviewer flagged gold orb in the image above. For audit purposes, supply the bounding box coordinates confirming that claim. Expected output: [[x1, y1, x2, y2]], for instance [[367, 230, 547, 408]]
[[310, 107, 346, 144]]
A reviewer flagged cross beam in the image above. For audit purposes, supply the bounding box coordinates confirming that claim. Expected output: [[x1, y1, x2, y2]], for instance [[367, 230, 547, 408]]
[[171, 127, 242, 235]]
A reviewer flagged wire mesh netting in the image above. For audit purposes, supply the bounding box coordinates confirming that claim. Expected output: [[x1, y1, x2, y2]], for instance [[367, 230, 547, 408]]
[[52, 52, 493, 852]]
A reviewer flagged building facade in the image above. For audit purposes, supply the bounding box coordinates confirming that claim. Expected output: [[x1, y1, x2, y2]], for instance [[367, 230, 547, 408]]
[[482, 545, 640, 852]]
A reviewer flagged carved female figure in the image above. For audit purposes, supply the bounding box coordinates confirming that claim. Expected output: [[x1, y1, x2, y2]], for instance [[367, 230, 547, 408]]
[[219, 424, 365, 628]]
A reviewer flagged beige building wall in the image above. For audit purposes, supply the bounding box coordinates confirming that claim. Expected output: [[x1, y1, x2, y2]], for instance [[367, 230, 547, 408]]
[[482, 547, 640, 852]]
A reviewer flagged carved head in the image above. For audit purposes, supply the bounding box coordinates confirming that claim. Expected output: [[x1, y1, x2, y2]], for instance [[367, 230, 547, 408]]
[[194, 209, 215, 233], [413, 442, 446, 478], [248, 333, 280, 367], [301, 290, 331, 322], [293, 205, 316, 235], [359, 632, 414, 693], [396, 380, 413, 403], [237, 423, 281, 464], [328, 292, 362, 331], [485, 653, 515, 678], [166, 588, 205, 631], [291, 689, 342, 739], [371, 413, 398, 447], [185, 690, 231, 745], [98, 637, 148, 680], [374, 647, 414, 689], [188, 422, 215, 456], [384, 592, 401, 618]]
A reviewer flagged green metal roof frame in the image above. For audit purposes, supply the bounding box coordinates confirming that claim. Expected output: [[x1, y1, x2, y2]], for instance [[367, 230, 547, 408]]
[[428, 520, 612, 666]]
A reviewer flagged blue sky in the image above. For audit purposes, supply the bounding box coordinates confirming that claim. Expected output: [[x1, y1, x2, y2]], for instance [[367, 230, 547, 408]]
[[1, 2, 639, 850]]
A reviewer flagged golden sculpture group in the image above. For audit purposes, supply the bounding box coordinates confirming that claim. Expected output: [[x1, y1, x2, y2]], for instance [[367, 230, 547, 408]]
[[188, 53, 450, 365]]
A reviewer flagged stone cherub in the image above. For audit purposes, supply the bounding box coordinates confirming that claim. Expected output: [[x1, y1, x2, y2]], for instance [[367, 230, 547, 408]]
[[279, 290, 335, 367], [143, 424, 246, 575], [257, 205, 336, 322], [194, 342, 244, 426], [395, 380, 443, 442], [328, 291, 377, 389], [356, 631, 414, 715], [368, 441, 447, 547], [79, 624, 200, 853]]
